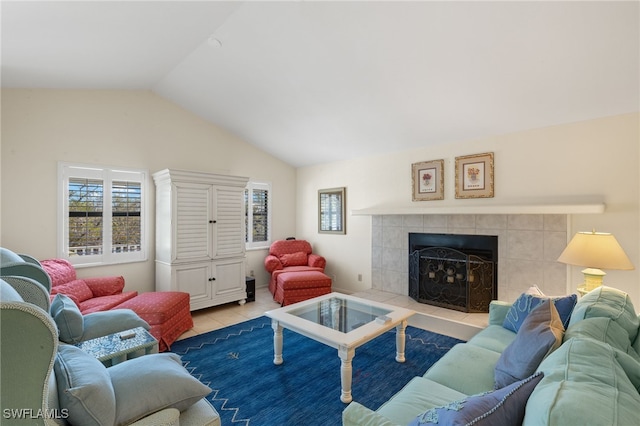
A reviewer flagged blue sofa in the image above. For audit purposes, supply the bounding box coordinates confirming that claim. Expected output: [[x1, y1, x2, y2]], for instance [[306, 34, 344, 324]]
[[343, 286, 640, 425]]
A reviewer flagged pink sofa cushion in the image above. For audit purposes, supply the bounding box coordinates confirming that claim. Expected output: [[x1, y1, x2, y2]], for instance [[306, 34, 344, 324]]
[[79, 291, 138, 314], [281, 251, 308, 267], [84, 276, 125, 297], [50, 279, 94, 302], [41, 258, 77, 287]]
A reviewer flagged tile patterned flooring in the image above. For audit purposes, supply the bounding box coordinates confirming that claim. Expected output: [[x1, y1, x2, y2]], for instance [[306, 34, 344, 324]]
[[178, 286, 489, 341]]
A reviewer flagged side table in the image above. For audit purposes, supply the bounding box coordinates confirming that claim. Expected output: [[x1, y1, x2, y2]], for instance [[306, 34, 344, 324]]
[[74, 326, 158, 367]]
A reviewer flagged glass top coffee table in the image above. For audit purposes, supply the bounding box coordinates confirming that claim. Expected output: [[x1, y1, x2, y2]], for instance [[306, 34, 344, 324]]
[[265, 292, 415, 403]]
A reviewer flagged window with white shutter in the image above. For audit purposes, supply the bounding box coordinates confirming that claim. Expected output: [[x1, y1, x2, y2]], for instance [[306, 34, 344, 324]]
[[59, 162, 147, 266], [245, 181, 271, 250]]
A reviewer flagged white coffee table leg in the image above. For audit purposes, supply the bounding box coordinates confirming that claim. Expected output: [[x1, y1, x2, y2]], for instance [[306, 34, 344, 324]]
[[272, 320, 284, 365], [395, 319, 407, 363], [338, 346, 355, 403]]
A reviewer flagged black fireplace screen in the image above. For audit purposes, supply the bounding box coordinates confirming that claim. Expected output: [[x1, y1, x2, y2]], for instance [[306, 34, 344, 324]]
[[409, 246, 496, 313]]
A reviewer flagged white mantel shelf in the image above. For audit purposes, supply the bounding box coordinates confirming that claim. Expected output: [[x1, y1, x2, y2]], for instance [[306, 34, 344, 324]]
[[351, 199, 606, 216]]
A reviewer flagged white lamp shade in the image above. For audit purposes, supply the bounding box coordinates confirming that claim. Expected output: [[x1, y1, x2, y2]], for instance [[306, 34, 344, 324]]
[[557, 231, 635, 270]]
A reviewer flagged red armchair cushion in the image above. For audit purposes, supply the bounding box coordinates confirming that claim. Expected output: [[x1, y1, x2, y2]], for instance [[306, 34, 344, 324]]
[[280, 251, 308, 267], [269, 240, 313, 257], [50, 279, 94, 302]]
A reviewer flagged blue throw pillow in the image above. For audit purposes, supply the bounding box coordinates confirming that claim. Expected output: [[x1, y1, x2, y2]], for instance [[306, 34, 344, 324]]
[[50, 293, 85, 343], [503, 292, 576, 333], [54, 345, 116, 426], [408, 372, 544, 426], [495, 299, 564, 389], [108, 353, 211, 425]]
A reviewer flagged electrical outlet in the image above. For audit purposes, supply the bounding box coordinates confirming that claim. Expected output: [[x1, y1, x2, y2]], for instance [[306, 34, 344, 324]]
[[250, 270, 255, 277], [357, 274, 362, 282]]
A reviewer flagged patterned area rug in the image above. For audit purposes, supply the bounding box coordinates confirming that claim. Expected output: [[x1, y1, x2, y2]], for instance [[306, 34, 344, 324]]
[[170, 316, 464, 426]]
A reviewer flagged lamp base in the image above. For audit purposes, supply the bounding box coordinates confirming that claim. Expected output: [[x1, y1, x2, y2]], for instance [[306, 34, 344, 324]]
[[581, 268, 606, 292]]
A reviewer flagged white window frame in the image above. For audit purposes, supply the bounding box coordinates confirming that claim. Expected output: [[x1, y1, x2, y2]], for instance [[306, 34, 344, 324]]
[[58, 162, 148, 267], [245, 180, 272, 250]]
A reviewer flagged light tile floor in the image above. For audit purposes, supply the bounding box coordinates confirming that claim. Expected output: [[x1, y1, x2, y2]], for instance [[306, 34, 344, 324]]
[[178, 287, 489, 341]]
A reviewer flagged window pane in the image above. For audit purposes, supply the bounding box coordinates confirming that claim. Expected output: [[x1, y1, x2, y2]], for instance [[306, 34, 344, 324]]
[[320, 193, 342, 231], [68, 178, 104, 256], [252, 189, 268, 242], [245, 182, 271, 248], [112, 181, 142, 253]]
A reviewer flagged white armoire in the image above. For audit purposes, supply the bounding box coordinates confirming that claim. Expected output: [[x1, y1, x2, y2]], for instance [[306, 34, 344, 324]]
[[153, 169, 249, 310]]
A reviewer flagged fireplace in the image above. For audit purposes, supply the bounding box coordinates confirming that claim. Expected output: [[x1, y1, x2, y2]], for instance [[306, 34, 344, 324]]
[[408, 233, 498, 313]]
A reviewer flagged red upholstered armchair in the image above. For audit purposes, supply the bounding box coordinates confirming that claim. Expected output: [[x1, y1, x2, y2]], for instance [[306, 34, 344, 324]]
[[265, 239, 327, 298]]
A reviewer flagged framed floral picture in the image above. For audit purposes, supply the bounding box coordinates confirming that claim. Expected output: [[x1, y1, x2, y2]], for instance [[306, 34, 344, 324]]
[[455, 152, 494, 199], [412, 159, 444, 201]]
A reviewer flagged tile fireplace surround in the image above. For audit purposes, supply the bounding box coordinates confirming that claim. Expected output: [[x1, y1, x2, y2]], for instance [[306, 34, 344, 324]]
[[371, 214, 568, 303]]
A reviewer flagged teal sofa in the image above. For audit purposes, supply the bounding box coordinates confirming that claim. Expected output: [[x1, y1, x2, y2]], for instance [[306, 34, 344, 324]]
[[343, 286, 640, 425]]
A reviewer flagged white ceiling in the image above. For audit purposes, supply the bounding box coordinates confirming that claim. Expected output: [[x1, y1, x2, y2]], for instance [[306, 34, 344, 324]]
[[2, 1, 639, 167]]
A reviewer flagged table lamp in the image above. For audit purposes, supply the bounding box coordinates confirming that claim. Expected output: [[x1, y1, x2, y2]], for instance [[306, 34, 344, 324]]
[[557, 230, 634, 293]]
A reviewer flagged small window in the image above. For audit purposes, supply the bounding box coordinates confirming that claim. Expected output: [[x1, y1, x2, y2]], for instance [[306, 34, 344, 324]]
[[59, 162, 147, 266], [318, 187, 346, 234], [245, 181, 272, 250]]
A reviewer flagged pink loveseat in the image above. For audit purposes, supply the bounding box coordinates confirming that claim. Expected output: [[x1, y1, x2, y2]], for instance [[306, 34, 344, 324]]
[[264, 239, 332, 305], [42, 258, 136, 313], [40, 258, 193, 351]]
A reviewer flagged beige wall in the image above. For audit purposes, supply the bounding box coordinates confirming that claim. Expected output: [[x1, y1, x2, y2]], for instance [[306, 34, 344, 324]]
[[296, 113, 640, 306], [2, 90, 638, 307], [0, 89, 296, 292]]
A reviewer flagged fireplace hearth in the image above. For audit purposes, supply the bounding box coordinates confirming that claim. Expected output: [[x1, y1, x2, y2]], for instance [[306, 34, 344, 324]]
[[408, 233, 498, 313]]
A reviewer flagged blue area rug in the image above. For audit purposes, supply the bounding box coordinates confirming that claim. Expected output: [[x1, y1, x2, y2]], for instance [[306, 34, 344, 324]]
[[170, 316, 464, 426]]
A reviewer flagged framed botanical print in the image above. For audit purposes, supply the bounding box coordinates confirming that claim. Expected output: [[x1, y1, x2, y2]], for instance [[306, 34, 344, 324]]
[[412, 159, 444, 201], [455, 152, 494, 199]]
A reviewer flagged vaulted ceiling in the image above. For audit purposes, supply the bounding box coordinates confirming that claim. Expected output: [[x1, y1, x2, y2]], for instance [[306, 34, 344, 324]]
[[2, 1, 638, 167]]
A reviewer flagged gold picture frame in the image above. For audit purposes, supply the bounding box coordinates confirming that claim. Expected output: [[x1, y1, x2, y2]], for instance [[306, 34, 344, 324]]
[[412, 159, 444, 201], [455, 152, 494, 199], [318, 187, 346, 234]]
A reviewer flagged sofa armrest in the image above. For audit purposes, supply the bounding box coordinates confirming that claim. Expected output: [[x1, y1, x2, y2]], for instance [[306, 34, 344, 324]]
[[343, 402, 399, 426], [83, 276, 125, 296], [82, 309, 150, 340], [264, 255, 283, 273], [308, 254, 326, 269], [18, 253, 41, 265], [1, 276, 51, 311], [488, 300, 512, 326]]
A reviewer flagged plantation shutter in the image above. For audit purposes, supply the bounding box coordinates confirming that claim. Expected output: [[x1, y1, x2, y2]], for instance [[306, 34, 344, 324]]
[[216, 187, 245, 256], [175, 183, 212, 260], [252, 188, 269, 242], [111, 181, 141, 253], [68, 178, 104, 256]]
